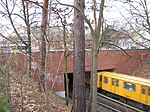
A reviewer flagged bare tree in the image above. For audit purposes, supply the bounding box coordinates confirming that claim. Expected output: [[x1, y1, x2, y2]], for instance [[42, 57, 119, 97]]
[[0, 0, 41, 77], [39, 0, 52, 112], [40, 0, 48, 91], [73, 0, 86, 112], [22, 0, 32, 77], [112, 0, 150, 49], [55, 0, 105, 111], [83, 0, 105, 111]]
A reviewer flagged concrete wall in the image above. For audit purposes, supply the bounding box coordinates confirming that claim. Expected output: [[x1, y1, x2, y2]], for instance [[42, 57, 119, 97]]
[[2, 49, 149, 91]]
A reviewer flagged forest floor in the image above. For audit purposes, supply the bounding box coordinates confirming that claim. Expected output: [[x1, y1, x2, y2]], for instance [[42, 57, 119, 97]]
[[9, 72, 71, 112]]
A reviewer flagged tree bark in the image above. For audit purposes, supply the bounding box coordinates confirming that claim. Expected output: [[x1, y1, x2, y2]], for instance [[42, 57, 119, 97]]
[[73, 0, 86, 112], [23, 1, 32, 77], [89, 0, 105, 112], [40, 0, 51, 112], [63, 25, 69, 106], [40, 0, 48, 91]]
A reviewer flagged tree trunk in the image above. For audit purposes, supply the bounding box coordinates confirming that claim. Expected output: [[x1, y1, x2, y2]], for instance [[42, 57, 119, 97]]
[[73, 0, 86, 112], [64, 52, 69, 106], [22, 0, 32, 77], [89, 37, 98, 112], [63, 25, 69, 106], [40, 1, 51, 112], [89, 0, 105, 112], [40, 0, 48, 92]]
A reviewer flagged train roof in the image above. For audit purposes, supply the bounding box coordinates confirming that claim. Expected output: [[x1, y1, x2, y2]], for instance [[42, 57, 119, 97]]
[[99, 72, 150, 86]]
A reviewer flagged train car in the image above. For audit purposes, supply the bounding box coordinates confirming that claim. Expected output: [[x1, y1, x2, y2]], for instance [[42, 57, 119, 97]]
[[97, 72, 150, 108]]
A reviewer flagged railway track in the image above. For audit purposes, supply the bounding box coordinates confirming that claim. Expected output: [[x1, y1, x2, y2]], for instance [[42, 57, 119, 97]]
[[97, 93, 145, 112]]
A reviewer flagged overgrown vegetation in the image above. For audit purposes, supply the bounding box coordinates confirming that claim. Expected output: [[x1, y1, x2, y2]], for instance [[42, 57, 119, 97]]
[[0, 92, 11, 112], [0, 64, 11, 112]]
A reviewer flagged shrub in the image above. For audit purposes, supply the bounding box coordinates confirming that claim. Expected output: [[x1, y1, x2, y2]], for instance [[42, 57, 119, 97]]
[[0, 92, 11, 112]]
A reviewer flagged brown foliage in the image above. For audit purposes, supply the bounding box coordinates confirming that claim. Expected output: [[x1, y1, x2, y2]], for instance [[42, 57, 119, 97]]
[[10, 73, 70, 112]]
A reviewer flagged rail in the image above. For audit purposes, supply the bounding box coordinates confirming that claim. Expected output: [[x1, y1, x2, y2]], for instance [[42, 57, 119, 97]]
[[97, 93, 145, 112]]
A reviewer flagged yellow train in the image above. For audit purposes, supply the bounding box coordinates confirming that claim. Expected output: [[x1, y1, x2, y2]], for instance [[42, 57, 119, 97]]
[[87, 71, 150, 109]]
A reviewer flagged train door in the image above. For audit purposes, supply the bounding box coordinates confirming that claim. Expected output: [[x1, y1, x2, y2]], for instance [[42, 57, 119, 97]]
[[115, 79, 120, 95], [97, 75, 102, 88], [111, 78, 115, 93], [102, 76, 111, 91], [140, 86, 147, 104]]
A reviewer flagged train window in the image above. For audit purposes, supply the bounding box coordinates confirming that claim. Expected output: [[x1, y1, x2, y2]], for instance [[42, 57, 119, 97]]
[[142, 86, 146, 94], [124, 82, 135, 92], [112, 79, 115, 86], [104, 77, 108, 84], [116, 80, 119, 87]]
